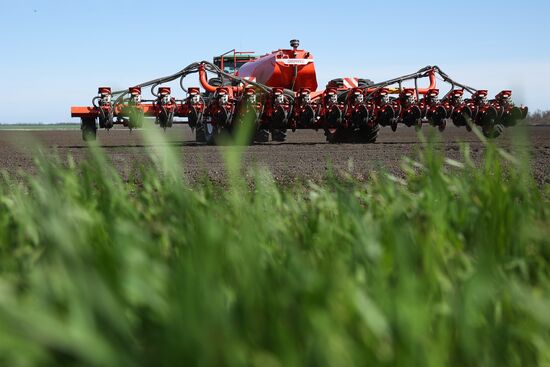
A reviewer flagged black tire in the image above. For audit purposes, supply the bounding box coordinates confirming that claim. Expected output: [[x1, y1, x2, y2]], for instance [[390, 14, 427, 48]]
[[195, 122, 206, 143], [271, 129, 287, 142], [325, 129, 340, 143], [255, 129, 270, 143], [327, 78, 345, 88], [483, 123, 504, 139], [357, 78, 374, 87], [328, 78, 374, 89], [325, 128, 351, 144], [81, 118, 97, 142], [204, 122, 219, 145], [357, 124, 380, 143]]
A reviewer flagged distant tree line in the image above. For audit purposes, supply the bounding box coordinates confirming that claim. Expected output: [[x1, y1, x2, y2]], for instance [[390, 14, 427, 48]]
[[526, 110, 550, 125]]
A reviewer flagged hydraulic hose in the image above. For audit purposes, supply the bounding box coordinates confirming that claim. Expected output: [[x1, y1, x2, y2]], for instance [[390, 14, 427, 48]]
[[100, 61, 476, 109], [103, 59, 294, 108], [363, 66, 476, 101]]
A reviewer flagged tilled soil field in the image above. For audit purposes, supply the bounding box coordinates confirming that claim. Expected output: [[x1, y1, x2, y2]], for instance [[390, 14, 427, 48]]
[[1, 125, 549, 185]]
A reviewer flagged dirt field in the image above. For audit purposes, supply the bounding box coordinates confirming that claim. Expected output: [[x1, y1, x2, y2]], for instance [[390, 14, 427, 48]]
[[1, 125, 549, 185]]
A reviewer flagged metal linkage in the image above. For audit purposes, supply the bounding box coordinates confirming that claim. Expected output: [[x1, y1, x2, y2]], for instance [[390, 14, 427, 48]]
[[155, 87, 177, 130], [290, 88, 318, 131], [420, 89, 448, 131], [92, 87, 114, 129]]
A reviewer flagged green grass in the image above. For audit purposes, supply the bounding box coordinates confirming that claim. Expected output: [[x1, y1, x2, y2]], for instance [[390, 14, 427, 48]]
[[0, 131, 549, 367]]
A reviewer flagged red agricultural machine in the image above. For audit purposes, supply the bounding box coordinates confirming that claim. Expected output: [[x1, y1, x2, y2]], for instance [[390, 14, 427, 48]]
[[71, 40, 528, 143]]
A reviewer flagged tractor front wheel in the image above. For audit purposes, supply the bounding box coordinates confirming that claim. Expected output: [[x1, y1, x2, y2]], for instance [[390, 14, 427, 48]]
[[81, 117, 97, 142]]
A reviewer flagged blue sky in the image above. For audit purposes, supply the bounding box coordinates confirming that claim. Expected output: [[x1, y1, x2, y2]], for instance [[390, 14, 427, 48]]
[[0, 0, 549, 123]]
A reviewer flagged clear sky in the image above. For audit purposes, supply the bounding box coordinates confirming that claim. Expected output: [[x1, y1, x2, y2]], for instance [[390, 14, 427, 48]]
[[0, 0, 549, 123]]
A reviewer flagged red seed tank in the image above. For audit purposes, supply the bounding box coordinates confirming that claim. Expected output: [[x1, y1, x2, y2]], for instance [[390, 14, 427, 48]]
[[237, 40, 318, 92]]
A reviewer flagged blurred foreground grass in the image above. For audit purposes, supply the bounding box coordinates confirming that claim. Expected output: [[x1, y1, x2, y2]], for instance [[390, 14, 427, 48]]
[[0, 134, 549, 367]]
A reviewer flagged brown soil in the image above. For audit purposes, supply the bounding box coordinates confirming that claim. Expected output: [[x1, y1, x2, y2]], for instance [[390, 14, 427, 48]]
[[0, 125, 549, 185]]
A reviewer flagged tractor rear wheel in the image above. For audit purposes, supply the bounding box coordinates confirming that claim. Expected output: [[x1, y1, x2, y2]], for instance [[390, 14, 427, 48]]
[[482, 123, 504, 139], [271, 129, 287, 142], [195, 122, 206, 143], [204, 122, 219, 145], [81, 117, 97, 142], [254, 129, 270, 143], [325, 128, 351, 143], [357, 125, 380, 143]]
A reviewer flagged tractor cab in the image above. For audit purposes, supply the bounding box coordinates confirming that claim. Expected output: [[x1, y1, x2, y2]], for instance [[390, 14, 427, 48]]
[[213, 50, 258, 75]]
